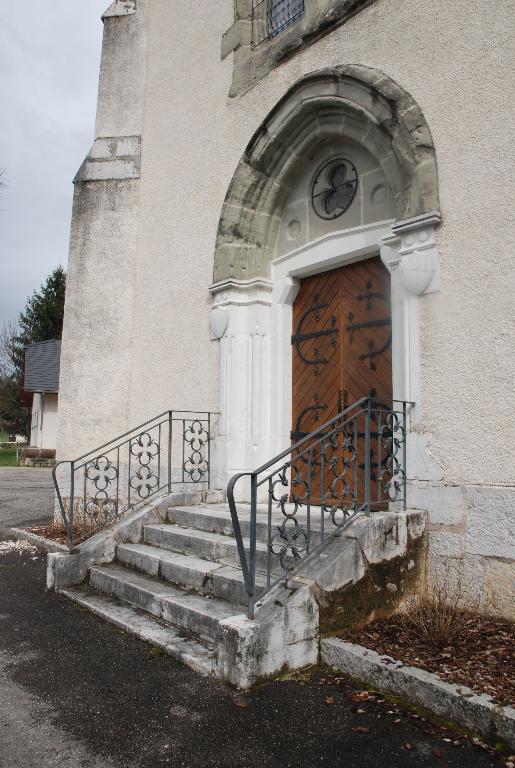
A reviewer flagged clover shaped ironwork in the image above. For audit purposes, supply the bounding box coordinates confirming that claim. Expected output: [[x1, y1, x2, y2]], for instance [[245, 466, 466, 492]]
[[184, 419, 208, 451], [183, 420, 209, 482], [268, 462, 310, 570], [85, 495, 120, 529], [130, 465, 159, 499], [85, 455, 118, 494], [380, 411, 406, 501], [320, 430, 357, 515], [271, 518, 309, 571], [130, 431, 159, 467], [324, 503, 354, 527]]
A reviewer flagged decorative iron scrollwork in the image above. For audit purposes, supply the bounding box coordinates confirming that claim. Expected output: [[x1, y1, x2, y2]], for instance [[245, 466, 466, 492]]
[[86, 455, 118, 493], [128, 429, 160, 500], [291, 393, 328, 442], [380, 410, 406, 501], [346, 280, 392, 370], [320, 426, 357, 526], [228, 399, 410, 619], [183, 420, 209, 482], [270, 463, 309, 571], [291, 292, 338, 377], [130, 431, 159, 466], [130, 464, 159, 499], [85, 497, 120, 529], [53, 410, 214, 550]]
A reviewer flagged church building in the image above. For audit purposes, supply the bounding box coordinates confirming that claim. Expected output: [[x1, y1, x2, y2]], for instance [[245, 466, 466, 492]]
[[51, 0, 514, 683]]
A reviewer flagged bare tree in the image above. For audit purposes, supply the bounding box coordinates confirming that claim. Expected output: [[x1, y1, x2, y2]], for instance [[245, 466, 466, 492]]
[[0, 321, 17, 379]]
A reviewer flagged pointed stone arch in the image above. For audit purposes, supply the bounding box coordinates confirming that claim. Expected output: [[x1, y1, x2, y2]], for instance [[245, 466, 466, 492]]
[[214, 65, 439, 283]]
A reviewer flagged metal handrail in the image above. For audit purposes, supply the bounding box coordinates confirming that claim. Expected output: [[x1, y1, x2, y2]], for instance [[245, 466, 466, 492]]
[[227, 398, 413, 618], [53, 409, 216, 552]]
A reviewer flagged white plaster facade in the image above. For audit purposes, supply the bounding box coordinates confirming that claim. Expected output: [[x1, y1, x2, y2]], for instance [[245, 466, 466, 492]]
[[30, 393, 58, 450], [56, 0, 515, 617]]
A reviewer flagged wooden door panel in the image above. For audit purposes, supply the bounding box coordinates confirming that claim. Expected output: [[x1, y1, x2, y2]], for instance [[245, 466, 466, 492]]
[[291, 256, 392, 510], [342, 258, 392, 508], [291, 271, 342, 442], [343, 258, 392, 405]]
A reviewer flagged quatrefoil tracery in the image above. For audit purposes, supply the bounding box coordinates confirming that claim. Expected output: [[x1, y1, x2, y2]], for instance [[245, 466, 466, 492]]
[[311, 157, 358, 221], [130, 431, 159, 467], [86, 455, 118, 493], [130, 464, 159, 499]]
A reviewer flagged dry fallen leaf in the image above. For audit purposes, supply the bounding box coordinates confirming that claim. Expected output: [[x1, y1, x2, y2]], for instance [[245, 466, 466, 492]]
[[340, 612, 515, 706], [352, 691, 370, 701], [324, 697, 335, 705], [432, 747, 443, 757], [233, 696, 249, 709], [403, 743, 417, 751], [352, 726, 370, 734]]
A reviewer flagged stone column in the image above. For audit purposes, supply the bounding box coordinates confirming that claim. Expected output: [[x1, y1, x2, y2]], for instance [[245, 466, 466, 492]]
[[380, 211, 443, 492], [381, 211, 441, 414], [209, 279, 273, 495]]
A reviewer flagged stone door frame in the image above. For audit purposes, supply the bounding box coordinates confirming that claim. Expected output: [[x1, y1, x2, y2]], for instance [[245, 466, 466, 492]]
[[210, 213, 441, 493]]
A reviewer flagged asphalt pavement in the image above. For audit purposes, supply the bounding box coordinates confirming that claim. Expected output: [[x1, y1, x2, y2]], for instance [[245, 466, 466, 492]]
[[0, 467, 507, 767], [0, 550, 506, 768], [0, 467, 54, 537]]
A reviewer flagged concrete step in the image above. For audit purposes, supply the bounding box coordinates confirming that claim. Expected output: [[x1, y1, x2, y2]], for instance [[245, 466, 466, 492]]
[[62, 587, 215, 677], [168, 504, 323, 546], [116, 542, 263, 605], [89, 564, 243, 642], [143, 523, 277, 573]]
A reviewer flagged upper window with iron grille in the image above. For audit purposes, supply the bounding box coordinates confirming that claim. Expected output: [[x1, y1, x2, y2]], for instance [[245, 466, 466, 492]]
[[253, 0, 305, 47]]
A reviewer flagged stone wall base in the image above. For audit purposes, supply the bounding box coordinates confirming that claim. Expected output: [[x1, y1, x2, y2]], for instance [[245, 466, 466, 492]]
[[409, 482, 515, 621]]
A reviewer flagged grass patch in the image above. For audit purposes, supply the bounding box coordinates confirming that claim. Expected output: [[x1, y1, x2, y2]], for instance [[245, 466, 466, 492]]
[[0, 447, 18, 467], [0, 431, 8, 442]]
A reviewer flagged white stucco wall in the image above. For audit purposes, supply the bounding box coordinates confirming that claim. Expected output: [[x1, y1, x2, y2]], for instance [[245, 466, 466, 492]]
[[30, 393, 42, 447], [30, 393, 58, 450], [131, 0, 514, 486], [56, 1, 149, 458], [57, 0, 514, 615]]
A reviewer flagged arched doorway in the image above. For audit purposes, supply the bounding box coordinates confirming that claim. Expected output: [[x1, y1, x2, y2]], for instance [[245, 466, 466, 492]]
[[210, 66, 440, 491]]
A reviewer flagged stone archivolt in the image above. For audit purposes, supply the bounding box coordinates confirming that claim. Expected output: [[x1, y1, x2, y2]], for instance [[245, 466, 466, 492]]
[[214, 66, 439, 283]]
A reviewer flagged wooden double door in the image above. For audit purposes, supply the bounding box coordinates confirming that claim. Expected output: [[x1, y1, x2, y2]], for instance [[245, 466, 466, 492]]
[[291, 256, 392, 505]]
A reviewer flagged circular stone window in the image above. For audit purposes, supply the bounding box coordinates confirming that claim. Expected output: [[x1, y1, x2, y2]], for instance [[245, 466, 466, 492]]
[[311, 158, 358, 220]]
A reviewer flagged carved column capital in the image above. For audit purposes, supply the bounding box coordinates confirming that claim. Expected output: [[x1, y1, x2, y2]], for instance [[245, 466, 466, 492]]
[[381, 212, 441, 296]]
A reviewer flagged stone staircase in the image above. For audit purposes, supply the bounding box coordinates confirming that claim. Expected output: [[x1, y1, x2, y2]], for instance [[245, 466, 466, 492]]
[[61, 501, 273, 676], [58, 495, 426, 687]]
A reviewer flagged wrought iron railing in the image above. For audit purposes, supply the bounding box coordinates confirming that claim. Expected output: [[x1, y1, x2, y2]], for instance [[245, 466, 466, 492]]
[[227, 398, 412, 618], [53, 410, 214, 551]]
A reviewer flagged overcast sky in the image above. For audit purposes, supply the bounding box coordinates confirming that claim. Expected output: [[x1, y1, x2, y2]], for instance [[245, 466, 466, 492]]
[[0, 0, 108, 328]]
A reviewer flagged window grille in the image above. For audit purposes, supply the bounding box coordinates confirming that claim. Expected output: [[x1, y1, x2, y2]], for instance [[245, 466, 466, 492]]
[[252, 0, 305, 48]]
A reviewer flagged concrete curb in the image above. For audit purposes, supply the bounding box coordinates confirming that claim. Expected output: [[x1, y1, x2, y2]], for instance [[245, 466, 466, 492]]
[[10, 527, 69, 555], [321, 638, 515, 750]]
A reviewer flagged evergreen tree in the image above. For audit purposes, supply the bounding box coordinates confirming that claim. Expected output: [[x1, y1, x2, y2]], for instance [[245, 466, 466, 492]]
[[0, 267, 66, 437], [10, 266, 66, 375]]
